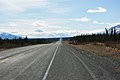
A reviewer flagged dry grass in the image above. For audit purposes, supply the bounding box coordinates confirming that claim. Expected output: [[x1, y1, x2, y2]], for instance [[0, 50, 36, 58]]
[[0, 43, 23, 51], [65, 41, 120, 59]]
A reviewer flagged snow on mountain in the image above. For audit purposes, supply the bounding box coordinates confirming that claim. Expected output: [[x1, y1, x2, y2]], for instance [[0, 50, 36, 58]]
[[110, 24, 120, 33], [0, 32, 20, 39], [101, 24, 120, 34]]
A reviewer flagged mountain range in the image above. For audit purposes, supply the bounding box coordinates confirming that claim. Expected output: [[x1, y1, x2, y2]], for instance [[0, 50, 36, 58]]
[[0, 32, 20, 39]]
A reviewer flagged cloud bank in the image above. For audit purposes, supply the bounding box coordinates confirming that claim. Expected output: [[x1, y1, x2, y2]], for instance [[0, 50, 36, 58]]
[[87, 7, 107, 13], [71, 17, 91, 22]]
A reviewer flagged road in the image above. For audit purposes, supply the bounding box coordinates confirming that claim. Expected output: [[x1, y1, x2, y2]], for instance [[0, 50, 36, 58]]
[[0, 40, 115, 80]]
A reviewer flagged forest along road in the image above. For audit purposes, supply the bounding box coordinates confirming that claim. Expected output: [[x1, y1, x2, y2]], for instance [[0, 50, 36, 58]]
[[0, 40, 116, 80]]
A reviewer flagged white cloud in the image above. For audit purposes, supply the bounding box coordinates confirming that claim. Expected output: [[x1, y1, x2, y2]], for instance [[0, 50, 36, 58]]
[[8, 22, 18, 26], [31, 20, 63, 31], [32, 21, 48, 27], [72, 17, 91, 22], [0, 0, 48, 12], [93, 21, 104, 24], [0, 0, 71, 14], [87, 7, 107, 13], [92, 20, 111, 25]]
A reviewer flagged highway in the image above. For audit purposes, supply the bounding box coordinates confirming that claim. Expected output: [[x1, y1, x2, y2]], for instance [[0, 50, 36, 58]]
[[0, 40, 115, 80]]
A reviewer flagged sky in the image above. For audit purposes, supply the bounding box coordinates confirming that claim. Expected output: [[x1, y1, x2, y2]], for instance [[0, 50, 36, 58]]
[[0, 0, 120, 38]]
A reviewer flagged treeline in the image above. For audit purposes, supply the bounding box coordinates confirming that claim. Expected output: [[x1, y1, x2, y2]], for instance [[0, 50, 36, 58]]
[[70, 27, 120, 44], [0, 36, 51, 49]]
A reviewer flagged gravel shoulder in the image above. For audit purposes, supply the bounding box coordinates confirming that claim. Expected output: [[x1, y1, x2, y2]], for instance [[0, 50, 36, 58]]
[[65, 43, 120, 80]]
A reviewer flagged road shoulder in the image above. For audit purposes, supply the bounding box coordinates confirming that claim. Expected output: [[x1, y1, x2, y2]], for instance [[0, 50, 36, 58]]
[[65, 43, 120, 80]]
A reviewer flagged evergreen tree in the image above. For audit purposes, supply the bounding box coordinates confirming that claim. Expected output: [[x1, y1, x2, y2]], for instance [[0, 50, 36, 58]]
[[105, 28, 108, 35]]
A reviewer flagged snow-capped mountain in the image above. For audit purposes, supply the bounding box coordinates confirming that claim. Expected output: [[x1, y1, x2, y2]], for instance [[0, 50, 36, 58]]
[[102, 24, 120, 34], [110, 24, 120, 33], [0, 32, 20, 39]]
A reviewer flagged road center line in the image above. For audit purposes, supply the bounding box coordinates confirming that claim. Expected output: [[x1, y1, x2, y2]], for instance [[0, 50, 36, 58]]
[[42, 44, 59, 80], [71, 50, 98, 80]]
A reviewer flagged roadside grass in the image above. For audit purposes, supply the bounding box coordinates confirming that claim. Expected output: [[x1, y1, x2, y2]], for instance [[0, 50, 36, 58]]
[[64, 41, 120, 59]]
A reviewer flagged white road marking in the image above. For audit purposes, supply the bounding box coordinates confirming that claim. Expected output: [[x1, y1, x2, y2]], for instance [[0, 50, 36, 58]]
[[42, 45, 59, 80], [71, 51, 98, 80]]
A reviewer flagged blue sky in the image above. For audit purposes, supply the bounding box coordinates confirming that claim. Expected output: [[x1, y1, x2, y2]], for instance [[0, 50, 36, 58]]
[[0, 0, 120, 38]]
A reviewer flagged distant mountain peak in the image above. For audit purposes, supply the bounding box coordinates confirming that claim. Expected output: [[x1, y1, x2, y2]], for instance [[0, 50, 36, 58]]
[[0, 32, 20, 39], [107, 24, 120, 34], [111, 24, 120, 29]]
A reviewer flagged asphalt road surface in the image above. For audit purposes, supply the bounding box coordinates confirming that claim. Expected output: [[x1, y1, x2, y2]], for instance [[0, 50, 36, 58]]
[[0, 40, 115, 80]]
